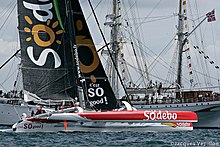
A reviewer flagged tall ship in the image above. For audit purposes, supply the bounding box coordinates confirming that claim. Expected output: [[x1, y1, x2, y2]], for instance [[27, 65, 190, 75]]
[[102, 0, 220, 128]]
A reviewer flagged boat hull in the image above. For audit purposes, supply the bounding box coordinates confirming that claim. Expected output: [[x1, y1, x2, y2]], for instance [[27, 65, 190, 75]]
[[10, 110, 196, 132], [134, 101, 220, 128], [12, 120, 193, 132]]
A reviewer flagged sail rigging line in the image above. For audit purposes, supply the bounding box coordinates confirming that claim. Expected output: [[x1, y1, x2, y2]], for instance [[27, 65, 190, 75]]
[[130, 1, 149, 78], [181, 64, 220, 84], [207, 14, 220, 82], [185, 40, 206, 88], [122, 17, 177, 73], [122, 24, 166, 76], [0, 49, 21, 91], [183, 17, 207, 39], [0, 2, 15, 34], [0, 2, 16, 32], [165, 43, 178, 87], [128, 1, 149, 74], [130, 40, 148, 86], [120, 1, 146, 77], [120, 22, 140, 73], [97, 42, 110, 52], [123, 3, 149, 87], [132, 0, 162, 33], [0, 0, 15, 22], [118, 59, 134, 88], [137, 15, 175, 24], [88, 0, 131, 104], [0, 83, 6, 92], [0, 0, 13, 16], [121, 0, 137, 20], [126, 14, 174, 21], [1, 60, 18, 90], [190, 44, 220, 86], [124, 11, 149, 86], [148, 72, 170, 85], [121, 60, 147, 87], [0, 49, 21, 70], [119, 1, 153, 87], [85, 0, 103, 20], [193, 1, 212, 87], [148, 35, 177, 72], [186, 16, 217, 88], [210, 23, 220, 89], [119, 55, 169, 89], [122, 60, 149, 77], [13, 105, 22, 120], [13, 66, 22, 91], [123, 26, 177, 81]]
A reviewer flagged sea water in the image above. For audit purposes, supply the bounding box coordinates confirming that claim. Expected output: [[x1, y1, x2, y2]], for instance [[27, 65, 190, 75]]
[[0, 128, 219, 147]]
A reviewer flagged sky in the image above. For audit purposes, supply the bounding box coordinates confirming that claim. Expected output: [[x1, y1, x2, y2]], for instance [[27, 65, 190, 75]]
[[0, 0, 219, 92]]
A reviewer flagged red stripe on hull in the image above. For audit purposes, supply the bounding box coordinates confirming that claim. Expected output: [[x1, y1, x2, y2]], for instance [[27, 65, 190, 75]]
[[79, 110, 197, 121]]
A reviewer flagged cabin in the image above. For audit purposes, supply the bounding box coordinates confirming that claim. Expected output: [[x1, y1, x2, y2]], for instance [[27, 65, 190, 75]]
[[176, 90, 220, 103]]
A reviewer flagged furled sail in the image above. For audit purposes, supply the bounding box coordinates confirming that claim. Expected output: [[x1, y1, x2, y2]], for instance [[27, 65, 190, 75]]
[[72, 0, 118, 110], [17, 0, 77, 100]]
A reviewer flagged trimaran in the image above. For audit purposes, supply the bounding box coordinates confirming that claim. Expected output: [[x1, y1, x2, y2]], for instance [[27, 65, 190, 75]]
[[7, 0, 198, 132]]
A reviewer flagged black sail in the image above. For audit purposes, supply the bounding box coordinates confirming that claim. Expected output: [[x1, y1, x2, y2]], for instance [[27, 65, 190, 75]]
[[17, 0, 76, 100], [72, 0, 118, 110]]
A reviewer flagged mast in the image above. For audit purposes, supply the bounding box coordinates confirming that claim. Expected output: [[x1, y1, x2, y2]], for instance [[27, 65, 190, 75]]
[[111, 0, 119, 98], [66, 0, 80, 100], [176, 0, 208, 91], [66, 0, 78, 97], [176, 0, 185, 91]]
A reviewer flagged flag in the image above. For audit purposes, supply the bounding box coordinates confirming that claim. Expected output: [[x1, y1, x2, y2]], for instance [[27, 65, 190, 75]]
[[210, 61, 214, 64], [188, 63, 192, 68], [183, 0, 186, 6], [183, 48, 189, 52], [206, 9, 216, 22]]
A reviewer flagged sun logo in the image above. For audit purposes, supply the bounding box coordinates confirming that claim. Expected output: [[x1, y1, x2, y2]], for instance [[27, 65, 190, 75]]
[[24, 16, 63, 47], [75, 19, 100, 74]]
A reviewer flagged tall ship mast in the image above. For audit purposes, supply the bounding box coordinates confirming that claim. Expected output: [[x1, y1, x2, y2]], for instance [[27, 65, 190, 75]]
[[176, 0, 185, 90], [104, 0, 150, 98], [110, 0, 120, 98]]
